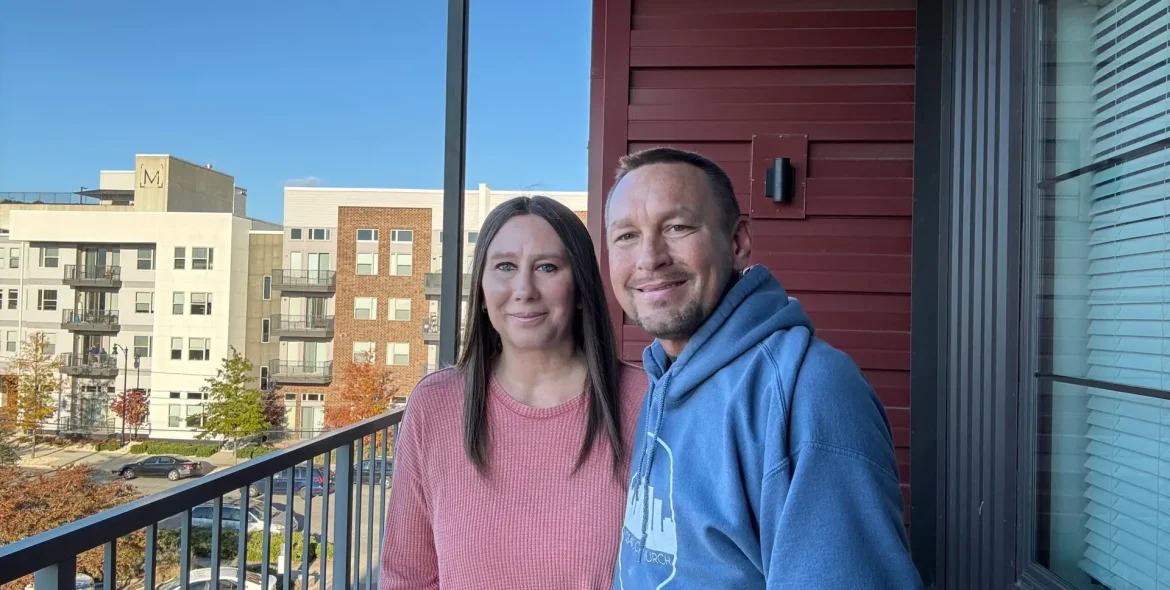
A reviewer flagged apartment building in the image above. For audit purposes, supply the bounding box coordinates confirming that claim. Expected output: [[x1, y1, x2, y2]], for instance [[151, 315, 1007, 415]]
[[0, 154, 281, 440], [276, 185, 587, 434]]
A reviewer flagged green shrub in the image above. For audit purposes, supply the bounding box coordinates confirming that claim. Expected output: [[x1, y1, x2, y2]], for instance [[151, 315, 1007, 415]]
[[158, 528, 332, 564], [128, 441, 220, 457], [93, 439, 121, 452], [236, 446, 277, 459]]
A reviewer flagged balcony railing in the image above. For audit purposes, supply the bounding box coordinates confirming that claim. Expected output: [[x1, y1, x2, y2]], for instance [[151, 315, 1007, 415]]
[[272, 315, 335, 339], [61, 309, 120, 333], [63, 264, 122, 289], [58, 352, 119, 378], [0, 410, 403, 590], [270, 361, 333, 385], [423, 273, 470, 299], [273, 269, 336, 293]]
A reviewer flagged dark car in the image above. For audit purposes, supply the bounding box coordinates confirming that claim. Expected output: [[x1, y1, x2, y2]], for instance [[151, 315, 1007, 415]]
[[249, 465, 328, 497], [355, 458, 394, 484], [114, 456, 201, 481]]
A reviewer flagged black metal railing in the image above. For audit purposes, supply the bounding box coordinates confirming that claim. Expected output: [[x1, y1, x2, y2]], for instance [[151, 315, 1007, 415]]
[[272, 315, 335, 336], [59, 352, 119, 377], [61, 308, 121, 331], [422, 273, 470, 297], [270, 361, 334, 385], [0, 192, 103, 205], [63, 265, 123, 287], [0, 410, 403, 590], [273, 270, 336, 292]]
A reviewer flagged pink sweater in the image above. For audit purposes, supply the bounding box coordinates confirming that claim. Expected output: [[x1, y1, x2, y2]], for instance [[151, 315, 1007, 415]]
[[378, 364, 647, 590]]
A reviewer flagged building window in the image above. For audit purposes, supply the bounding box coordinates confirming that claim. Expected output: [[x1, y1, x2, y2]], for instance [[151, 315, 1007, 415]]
[[39, 247, 59, 268], [188, 338, 209, 361], [185, 405, 203, 428], [190, 293, 212, 315], [170, 337, 183, 360], [168, 404, 181, 428], [174, 247, 186, 270], [309, 228, 330, 241], [135, 292, 153, 314], [43, 333, 55, 356], [172, 293, 184, 315], [1029, 3, 1170, 588], [6, 289, 15, 310], [391, 253, 413, 276], [357, 229, 379, 242], [192, 247, 213, 270], [391, 230, 413, 243], [290, 228, 303, 240], [134, 335, 151, 359], [262, 275, 272, 300], [261, 318, 270, 344], [386, 342, 409, 366], [356, 252, 378, 275], [260, 366, 270, 390], [438, 231, 443, 244], [137, 248, 154, 270], [5, 331, 14, 353], [390, 298, 411, 321], [354, 297, 376, 320], [467, 231, 478, 244], [353, 341, 375, 364], [36, 289, 57, 311]]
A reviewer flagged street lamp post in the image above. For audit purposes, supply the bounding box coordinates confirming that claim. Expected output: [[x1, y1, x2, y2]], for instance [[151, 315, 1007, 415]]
[[113, 344, 129, 446]]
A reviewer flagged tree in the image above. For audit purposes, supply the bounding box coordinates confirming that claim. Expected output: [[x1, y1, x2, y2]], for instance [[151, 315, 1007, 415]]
[[0, 409, 17, 467], [13, 331, 62, 457], [0, 465, 145, 590], [260, 386, 286, 432], [110, 387, 149, 442], [197, 347, 271, 444], [325, 351, 397, 453]]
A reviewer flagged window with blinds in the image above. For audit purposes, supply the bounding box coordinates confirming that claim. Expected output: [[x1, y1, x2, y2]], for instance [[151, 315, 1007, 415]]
[[1077, 0, 1170, 587]]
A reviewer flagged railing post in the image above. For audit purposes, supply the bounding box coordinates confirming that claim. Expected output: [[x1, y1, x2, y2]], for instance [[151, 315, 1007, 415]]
[[33, 559, 76, 590], [331, 442, 355, 590], [439, 0, 470, 368]]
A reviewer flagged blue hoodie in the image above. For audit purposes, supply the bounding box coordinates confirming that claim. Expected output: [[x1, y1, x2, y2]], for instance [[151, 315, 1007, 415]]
[[614, 266, 922, 589]]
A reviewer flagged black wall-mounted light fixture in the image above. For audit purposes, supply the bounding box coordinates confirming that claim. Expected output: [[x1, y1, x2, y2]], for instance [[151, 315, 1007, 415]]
[[765, 157, 794, 204]]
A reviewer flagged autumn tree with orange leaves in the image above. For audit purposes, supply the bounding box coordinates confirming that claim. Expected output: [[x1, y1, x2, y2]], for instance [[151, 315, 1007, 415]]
[[0, 465, 145, 590], [325, 351, 397, 452]]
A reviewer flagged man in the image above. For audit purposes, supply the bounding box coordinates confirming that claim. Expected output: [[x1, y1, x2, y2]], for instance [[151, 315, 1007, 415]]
[[606, 147, 921, 589]]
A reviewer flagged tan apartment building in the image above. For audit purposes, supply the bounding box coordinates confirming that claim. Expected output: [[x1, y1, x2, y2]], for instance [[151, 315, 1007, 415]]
[[0, 154, 282, 440], [275, 185, 587, 435]]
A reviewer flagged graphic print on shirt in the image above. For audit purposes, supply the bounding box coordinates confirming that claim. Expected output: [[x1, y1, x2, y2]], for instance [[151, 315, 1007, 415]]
[[618, 432, 677, 589]]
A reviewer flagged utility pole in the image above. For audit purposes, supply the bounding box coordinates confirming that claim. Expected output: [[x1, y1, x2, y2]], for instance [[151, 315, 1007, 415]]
[[113, 344, 128, 446]]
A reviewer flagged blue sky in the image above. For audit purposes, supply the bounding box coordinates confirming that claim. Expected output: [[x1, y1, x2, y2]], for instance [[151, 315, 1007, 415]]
[[0, 1, 593, 223]]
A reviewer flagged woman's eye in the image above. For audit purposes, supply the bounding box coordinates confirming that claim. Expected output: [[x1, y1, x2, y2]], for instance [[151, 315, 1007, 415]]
[[495, 262, 516, 271], [536, 263, 558, 273]]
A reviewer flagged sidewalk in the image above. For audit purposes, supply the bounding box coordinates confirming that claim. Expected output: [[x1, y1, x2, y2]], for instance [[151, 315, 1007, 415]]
[[15, 442, 238, 476]]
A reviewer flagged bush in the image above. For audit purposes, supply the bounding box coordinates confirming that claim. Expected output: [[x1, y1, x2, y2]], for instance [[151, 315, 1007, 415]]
[[128, 441, 220, 458], [158, 528, 332, 565], [236, 446, 277, 459], [93, 439, 121, 452]]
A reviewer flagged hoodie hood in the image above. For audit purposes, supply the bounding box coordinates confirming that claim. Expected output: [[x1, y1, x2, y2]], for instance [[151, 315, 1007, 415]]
[[642, 265, 813, 398], [630, 265, 813, 559]]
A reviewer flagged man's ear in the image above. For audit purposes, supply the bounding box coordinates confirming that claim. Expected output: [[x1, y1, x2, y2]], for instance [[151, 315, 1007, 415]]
[[731, 217, 752, 271]]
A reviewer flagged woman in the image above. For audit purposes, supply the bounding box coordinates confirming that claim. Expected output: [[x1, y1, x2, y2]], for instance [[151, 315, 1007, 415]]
[[379, 196, 647, 589]]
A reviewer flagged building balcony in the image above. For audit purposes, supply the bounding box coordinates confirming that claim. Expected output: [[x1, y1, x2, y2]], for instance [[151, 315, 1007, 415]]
[[423, 273, 470, 300], [0, 408, 403, 590], [271, 314, 335, 339], [63, 264, 122, 289], [61, 309, 120, 333], [270, 360, 333, 385], [422, 314, 464, 344], [58, 352, 119, 378], [273, 269, 336, 294]]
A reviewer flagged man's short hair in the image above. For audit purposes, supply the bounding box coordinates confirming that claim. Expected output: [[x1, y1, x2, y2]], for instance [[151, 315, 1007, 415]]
[[608, 147, 741, 234]]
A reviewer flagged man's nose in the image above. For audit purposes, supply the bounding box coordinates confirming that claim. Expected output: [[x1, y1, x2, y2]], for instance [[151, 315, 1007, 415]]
[[635, 234, 671, 272]]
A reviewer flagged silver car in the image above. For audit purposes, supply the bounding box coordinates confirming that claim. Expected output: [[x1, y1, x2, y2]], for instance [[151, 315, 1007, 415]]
[[190, 502, 296, 534]]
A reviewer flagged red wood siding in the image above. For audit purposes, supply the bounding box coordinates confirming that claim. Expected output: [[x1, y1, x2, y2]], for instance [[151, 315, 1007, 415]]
[[588, 0, 916, 521]]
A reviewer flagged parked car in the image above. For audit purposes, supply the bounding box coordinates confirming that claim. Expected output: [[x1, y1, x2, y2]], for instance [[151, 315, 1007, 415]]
[[190, 501, 296, 534], [355, 458, 394, 484], [155, 567, 276, 590], [113, 456, 201, 481], [24, 574, 93, 590], [248, 466, 327, 497]]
